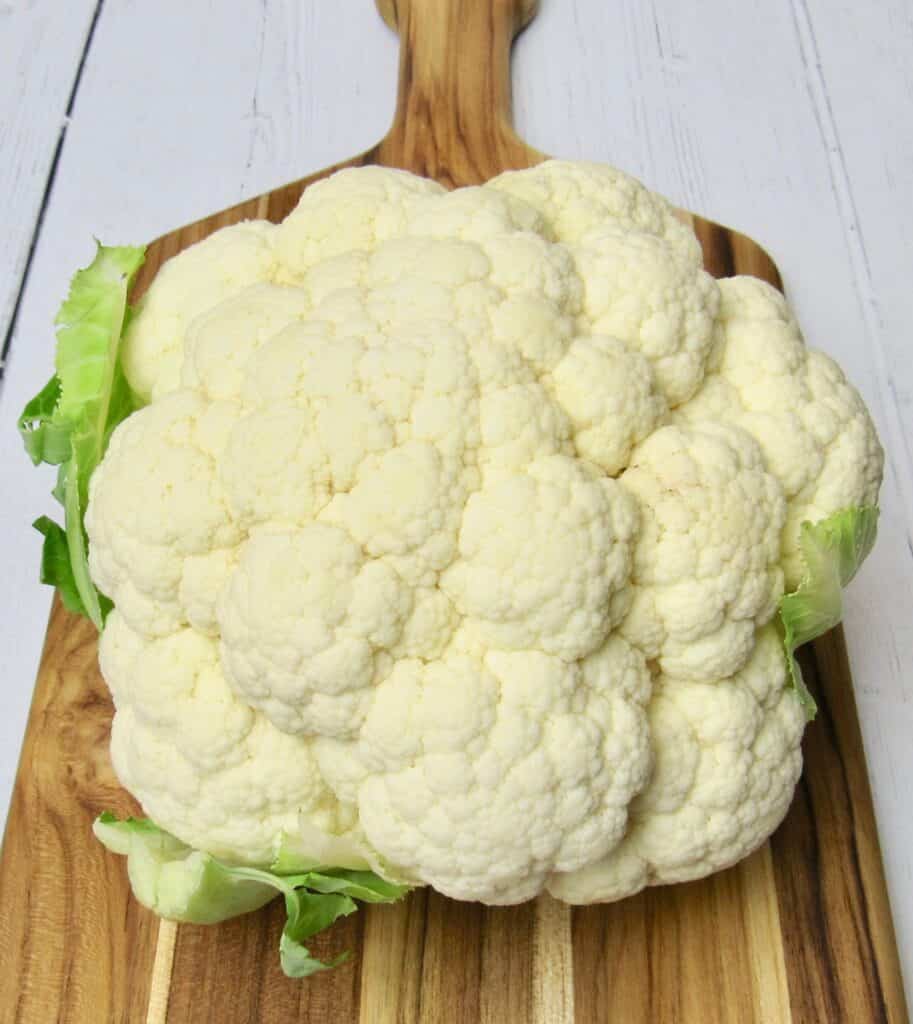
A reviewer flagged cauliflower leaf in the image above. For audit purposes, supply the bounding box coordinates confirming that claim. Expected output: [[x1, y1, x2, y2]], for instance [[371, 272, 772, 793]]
[[32, 515, 87, 618], [94, 813, 409, 978], [18, 375, 71, 465], [779, 506, 879, 718], [19, 243, 146, 628]]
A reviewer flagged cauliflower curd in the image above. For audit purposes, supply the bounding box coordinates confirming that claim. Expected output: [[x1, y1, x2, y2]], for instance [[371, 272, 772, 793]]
[[84, 161, 882, 906]]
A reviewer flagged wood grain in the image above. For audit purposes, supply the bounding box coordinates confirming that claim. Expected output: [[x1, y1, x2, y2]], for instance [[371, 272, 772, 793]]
[[0, 1, 907, 1022], [0, 603, 158, 1024]]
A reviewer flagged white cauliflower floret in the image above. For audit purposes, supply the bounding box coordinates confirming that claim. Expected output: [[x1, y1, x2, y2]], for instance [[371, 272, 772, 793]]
[[86, 160, 882, 908], [101, 612, 349, 865], [490, 163, 716, 403], [123, 221, 278, 402], [484, 234, 582, 373], [549, 626, 805, 901], [488, 160, 701, 261], [178, 547, 238, 636], [477, 380, 573, 481], [573, 227, 720, 406], [619, 422, 786, 680], [322, 441, 472, 586], [86, 391, 242, 637], [274, 165, 445, 279], [304, 232, 581, 376], [676, 276, 883, 585], [551, 335, 667, 475], [441, 455, 637, 661], [355, 323, 479, 454], [220, 402, 332, 528], [243, 327, 396, 489], [392, 587, 459, 660], [218, 523, 411, 739], [404, 185, 547, 242], [316, 636, 651, 903], [180, 283, 311, 402]]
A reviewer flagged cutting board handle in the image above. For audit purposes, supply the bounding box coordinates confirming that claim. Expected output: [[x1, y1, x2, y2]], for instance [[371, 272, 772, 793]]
[[375, 0, 540, 183]]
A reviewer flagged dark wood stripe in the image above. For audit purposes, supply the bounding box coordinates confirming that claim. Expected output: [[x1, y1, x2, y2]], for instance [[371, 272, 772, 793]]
[[166, 898, 364, 1024], [693, 216, 739, 279], [417, 893, 486, 1024], [692, 213, 784, 288], [481, 901, 535, 1023]]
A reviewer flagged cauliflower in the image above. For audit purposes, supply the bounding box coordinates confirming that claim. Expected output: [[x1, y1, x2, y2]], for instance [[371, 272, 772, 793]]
[[20, 161, 882, 974]]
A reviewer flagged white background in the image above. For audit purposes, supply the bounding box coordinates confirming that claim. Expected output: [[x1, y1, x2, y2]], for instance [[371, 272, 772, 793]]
[[2, 0, 910, 995]]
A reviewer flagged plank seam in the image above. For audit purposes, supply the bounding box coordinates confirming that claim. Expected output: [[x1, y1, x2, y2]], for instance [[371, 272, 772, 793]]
[[0, 0, 106, 382]]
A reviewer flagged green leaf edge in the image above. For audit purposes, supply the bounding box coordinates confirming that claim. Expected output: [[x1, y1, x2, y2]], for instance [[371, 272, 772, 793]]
[[778, 505, 879, 721], [93, 814, 410, 979], [19, 242, 146, 630]]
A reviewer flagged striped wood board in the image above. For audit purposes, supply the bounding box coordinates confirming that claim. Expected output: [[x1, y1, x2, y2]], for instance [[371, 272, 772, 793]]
[[0, 1, 907, 1021]]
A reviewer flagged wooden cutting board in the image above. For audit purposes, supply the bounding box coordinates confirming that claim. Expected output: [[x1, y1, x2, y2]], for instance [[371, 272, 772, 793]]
[[0, 1, 907, 1022]]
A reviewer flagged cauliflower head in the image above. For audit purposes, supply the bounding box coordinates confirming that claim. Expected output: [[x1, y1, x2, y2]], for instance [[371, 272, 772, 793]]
[[83, 160, 881, 907]]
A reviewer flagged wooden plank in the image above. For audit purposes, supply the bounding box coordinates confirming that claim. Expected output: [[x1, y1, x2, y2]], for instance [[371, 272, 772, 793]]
[[0, 1, 906, 1022]]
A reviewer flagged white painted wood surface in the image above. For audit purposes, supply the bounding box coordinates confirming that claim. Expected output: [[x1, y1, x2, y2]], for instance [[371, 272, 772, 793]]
[[1, 0, 910, 996]]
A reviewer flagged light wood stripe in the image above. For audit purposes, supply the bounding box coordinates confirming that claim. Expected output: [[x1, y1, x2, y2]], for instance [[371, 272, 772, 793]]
[[359, 898, 424, 1024], [532, 895, 575, 1024], [741, 845, 792, 1024], [146, 920, 178, 1024]]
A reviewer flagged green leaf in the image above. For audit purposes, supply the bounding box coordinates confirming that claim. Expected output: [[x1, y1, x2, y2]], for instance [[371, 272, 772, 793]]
[[93, 816, 277, 924], [103, 364, 138, 450], [33, 516, 88, 617], [63, 449, 106, 628], [18, 376, 71, 465], [55, 244, 145, 420], [20, 242, 146, 628], [280, 891, 357, 978], [301, 869, 411, 903], [55, 242, 145, 510], [279, 934, 349, 978], [51, 464, 67, 506], [779, 506, 879, 720], [94, 811, 176, 854], [94, 814, 410, 979]]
